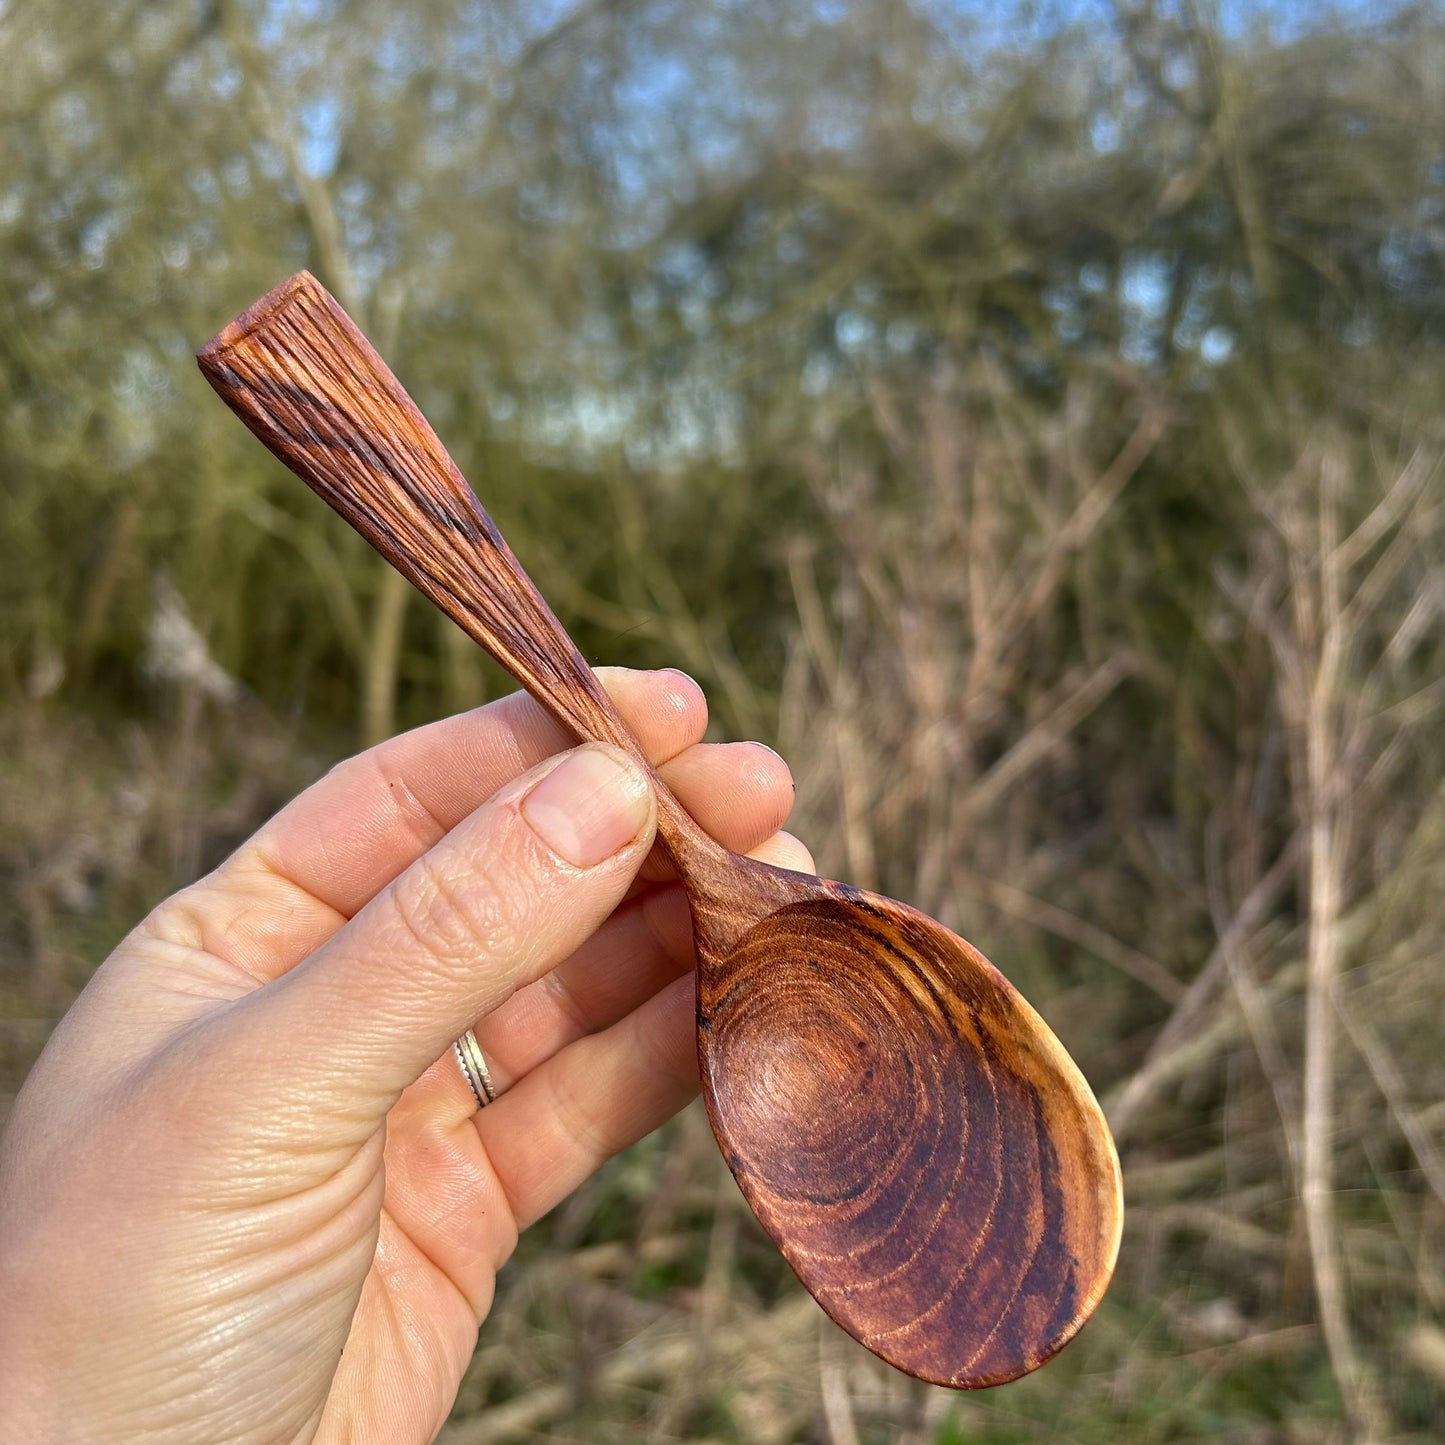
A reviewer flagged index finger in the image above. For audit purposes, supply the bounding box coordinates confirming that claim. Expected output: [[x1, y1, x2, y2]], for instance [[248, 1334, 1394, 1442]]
[[147, 669, 707, 977], [259, 667, 707, 916]]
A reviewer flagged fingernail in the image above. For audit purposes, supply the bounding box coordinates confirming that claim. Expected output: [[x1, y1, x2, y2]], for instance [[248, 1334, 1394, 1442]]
[[522, 746, 652, 868]]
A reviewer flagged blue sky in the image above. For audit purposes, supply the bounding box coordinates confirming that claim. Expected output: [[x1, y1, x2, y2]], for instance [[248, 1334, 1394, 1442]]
[[280, 0, 1427, 180], [920, 0, 1419, 37]]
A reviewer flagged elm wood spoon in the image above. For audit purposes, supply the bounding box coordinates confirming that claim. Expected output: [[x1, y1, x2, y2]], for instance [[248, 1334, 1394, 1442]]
[[197, 271, 1122, 1389]]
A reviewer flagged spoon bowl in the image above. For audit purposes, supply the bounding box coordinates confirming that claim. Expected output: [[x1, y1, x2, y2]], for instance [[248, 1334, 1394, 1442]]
[[198, 272, 1123, 1388], [698, 879, 1119, 1386]]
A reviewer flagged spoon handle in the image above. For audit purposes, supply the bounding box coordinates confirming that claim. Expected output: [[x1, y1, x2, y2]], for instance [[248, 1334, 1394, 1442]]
[[197, 272, 719, 874]]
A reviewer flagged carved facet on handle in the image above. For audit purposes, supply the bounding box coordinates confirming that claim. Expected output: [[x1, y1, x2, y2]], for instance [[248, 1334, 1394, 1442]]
[[197, 272, 724, 880]]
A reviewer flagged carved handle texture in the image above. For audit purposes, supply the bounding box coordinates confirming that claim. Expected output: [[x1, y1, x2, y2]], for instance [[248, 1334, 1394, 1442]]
[[197, 272, 714, 869]]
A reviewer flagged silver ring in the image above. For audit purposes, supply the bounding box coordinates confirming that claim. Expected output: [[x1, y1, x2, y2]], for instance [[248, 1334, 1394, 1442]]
[[454, 1028, 497, 1110]]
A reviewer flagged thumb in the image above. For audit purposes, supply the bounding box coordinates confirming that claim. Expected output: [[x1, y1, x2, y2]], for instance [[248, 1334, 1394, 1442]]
[[219, 742, 657, 1111]]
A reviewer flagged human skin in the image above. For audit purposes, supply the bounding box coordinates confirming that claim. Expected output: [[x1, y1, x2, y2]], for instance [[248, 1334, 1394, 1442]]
[[0, 668, 811, 1445]]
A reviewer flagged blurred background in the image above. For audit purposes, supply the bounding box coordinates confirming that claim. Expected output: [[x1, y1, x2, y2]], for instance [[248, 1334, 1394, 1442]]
[[2, 0, 1443, 1438]]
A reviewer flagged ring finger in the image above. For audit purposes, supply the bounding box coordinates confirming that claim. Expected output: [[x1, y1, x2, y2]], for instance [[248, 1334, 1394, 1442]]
[[413, 829, 814, 1124]]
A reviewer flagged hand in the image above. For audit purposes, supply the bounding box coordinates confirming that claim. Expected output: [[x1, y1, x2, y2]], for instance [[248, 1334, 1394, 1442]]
[[0, 669, 812, 1445]]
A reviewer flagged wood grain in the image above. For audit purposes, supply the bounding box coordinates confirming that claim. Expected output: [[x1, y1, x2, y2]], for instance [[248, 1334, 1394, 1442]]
[[699, 887, 1120, 1386], [199, 271, 1123, 1390], [196, 271, 729, 892]]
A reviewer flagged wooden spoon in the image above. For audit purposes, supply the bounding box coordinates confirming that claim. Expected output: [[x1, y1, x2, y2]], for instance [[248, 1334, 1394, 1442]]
[[198, 272, 1122, 1389]]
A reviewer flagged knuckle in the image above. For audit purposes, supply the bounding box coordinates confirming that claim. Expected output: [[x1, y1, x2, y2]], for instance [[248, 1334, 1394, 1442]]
[[387, 847, 527, 977], [140, 884, 211, 952], [367, 747, 448, 853], [536, 967, 592, 1037], [545, 1069, 618, 1166]]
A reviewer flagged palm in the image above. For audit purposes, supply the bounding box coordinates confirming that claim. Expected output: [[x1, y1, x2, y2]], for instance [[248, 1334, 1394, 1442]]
[[324, 1136, 495, 1445]]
